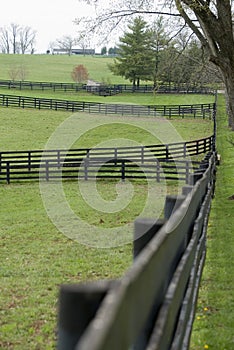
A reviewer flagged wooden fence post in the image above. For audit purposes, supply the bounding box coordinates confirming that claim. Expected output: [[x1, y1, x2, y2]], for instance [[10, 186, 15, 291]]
[[133, 218, 166, 349], [121, 160, 125, 181], [84, 158, 88, 181], [188, 172, 203, 185], [28, 151, 31, 171], [156, 159, 160, 182], [133, 218, 165, 259], [185, 161, 190, 183], [165, 145, 169, 159], [58, 282, 115, 350], [141, 146, 144, 164], [182, 185, 193, 196], [164, 194, 186, 220], [45, 160, 49, 181], [6, 162, 10, 184]]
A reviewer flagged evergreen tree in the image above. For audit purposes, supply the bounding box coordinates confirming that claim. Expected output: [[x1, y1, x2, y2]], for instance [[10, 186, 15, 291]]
[[109, 17, 153, 88], [101, 46, 107, 55], [149, 16, 172, 88]]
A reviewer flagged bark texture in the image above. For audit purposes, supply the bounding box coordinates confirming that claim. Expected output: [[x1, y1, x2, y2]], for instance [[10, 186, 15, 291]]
[[176, 0, 234, 130]]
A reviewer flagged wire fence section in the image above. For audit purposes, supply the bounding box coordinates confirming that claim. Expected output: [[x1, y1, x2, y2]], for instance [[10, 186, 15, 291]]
[[0, 93, 216, 118], [0, 136, 214, 184]]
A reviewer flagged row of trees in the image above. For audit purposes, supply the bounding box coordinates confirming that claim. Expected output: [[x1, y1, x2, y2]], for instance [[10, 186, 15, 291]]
[[78, 0, 234, 129], [0, 25, 92, 56], [0, 23, 36, 54], [48, 31, 93, 56], [109, 17, 218, 88], [100, 46, 118, 56]]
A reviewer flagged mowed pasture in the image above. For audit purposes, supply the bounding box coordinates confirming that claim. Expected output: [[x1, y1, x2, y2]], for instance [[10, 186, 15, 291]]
[[0, 54, 123, 84], [0, 109, 214, 349], [0, 54, 217, 349]]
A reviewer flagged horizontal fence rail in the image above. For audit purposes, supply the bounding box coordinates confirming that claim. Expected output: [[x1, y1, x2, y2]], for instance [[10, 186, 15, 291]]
[[0, 93, 216, 118], [0, 79, 216, 95], [0, 79, 86, 92], [57, 152, 217, 350], [0, 136, 214, 184], [0, 158, 201, 184]]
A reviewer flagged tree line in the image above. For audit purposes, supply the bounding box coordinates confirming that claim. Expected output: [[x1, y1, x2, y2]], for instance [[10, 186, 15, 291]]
[[0, 23, 36, 54], [107, 16, 218, 89], [78, 0, 234, 130]]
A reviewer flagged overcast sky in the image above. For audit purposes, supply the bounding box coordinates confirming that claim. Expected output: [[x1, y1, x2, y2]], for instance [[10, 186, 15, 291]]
[[0, 0, 97, 53]]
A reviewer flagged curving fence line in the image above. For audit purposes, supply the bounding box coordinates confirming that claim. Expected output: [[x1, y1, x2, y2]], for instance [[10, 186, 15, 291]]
[[0, 79, 216, 95], [0, 93, 215, 118], [57, 151, 217, 350], [0, 136, 214, 184], [0, 86, 217, 348]]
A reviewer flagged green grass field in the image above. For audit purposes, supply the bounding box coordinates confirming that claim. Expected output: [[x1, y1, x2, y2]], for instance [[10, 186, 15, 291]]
[[0, 54, 123, 83], [0, 106, 213, 151], [190, 95, 234, 350], [0, 54, 233, 349]]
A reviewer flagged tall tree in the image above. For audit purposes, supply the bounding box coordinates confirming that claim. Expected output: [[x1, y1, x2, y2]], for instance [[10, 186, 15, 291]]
[[78, 0, 234, 130], [0, 27, 10, 53], [174, 0, 234, 129], [109, 17, 153, 87], [55, 35, 78, 55], [149, 16, 172, 88], [10, 23, 20, 54], [19, 26, 36, 54], [0, 23, 36, 54]]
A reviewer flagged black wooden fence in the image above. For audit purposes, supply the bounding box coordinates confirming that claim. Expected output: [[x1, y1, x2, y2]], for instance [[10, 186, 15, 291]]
[[57, 151, 217, 350], [0, 80, 86, 92], [87, 84, 216, 95], [0, 79, 216, 95], [0, 93, 215, 118], [0, 136, 214, 184]]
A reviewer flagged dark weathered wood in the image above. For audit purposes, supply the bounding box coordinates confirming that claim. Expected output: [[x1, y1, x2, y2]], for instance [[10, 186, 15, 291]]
[[72, 160, 214, 350], [164, 195, 186, 220], [59, 153, 215, 350], [0, 79, 216, 96], [0, 93, 215, 119], [133, 218, 165, 258], [58, 281, 115, 350], [0, 136, 213, 183]]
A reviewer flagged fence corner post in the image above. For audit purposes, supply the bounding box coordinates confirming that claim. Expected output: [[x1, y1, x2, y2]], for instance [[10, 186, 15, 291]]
[[164, 194, 186, 220], [188, 172, 203, 185], [58, 281, 115, 350], [133, 218, 165, 259]]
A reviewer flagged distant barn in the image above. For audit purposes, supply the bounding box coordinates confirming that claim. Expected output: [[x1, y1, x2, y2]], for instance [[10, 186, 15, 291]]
[[52, 48, 95, 55]]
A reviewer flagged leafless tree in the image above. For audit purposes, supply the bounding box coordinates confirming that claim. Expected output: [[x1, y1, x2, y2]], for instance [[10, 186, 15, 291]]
[[55, 35, 78, 55], [18, 65, 28, 81], [77, 31, 92, 55], [0, 23, 36, 54], [10, 23, 20, 54], [8, 67, 19, 82], [0, 26, 10, 53], [19, 26, 36, 54]]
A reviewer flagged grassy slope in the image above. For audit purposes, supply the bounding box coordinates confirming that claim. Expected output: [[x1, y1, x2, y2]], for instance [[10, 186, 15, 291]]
[[0, 54, 232, 348], [190, 94, 234, 349], [0, 106, 213, 349], [0, 87, 214, 105], [0, 106, 213, 151], [0, 54, 125, 83]]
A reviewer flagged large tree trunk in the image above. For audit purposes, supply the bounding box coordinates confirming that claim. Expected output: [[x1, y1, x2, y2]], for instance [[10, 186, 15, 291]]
[[213, 56, 234, 131], [175, 0, 234, 130], [221, 67, 234, 130]]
